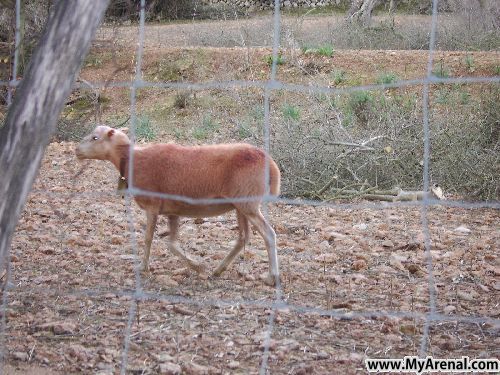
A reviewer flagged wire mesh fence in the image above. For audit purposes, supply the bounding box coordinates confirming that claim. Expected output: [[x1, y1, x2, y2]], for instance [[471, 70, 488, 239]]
[[1, 0, 499, 373]]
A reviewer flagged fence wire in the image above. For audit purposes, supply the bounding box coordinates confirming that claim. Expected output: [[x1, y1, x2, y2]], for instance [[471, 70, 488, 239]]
[[1, 0, 499, 373]]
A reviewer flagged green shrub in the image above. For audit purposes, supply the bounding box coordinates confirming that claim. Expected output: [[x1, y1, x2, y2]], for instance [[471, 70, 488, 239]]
[[377, 72, 398, 85], [433, 61, 451, 78], [266, 54, 285, 66], [302, 45, 334, 57], [317, 45, 334, 57], [348, 90, 373, 123], [282, 104, 300, 121], [332, 69, 347, 85], [174, 92, 190, 109], [464, 55, 475, 73], [150, 59, 183, 82]]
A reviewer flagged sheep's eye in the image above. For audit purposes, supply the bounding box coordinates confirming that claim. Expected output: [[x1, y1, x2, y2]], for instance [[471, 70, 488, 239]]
[[92, 136, 98, 141]]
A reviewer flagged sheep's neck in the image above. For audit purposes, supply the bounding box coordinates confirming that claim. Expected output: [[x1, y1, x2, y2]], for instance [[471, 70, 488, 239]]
[[110, 144, 131, 179]]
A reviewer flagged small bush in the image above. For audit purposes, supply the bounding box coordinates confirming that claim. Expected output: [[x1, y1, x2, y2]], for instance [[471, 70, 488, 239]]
[[433, 61, 451, 78], [377, 72, 398, 85], [282, 104, 300, 121], [149, 59, 188, 82], [348, 90, 373, 123], [349, 90, 372, 105], [174, 92, 190, 109], [464, 55, 475, 73], [266, 54, 285, 66], [318, 46, 334, 57], [302, 45, 334, 57], [459, 91, 471, 105], [331, 69, 347, 85]]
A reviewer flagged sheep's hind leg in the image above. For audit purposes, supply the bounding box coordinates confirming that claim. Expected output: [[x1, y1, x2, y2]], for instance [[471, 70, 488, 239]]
[[168, 215, 205, 273], [213, 211, 249, 277], [244, 209, 280, 287], [142, 211, 158, 271]]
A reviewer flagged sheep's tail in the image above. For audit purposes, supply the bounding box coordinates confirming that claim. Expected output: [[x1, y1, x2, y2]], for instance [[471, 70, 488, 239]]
[[269, 161, 281, 197]]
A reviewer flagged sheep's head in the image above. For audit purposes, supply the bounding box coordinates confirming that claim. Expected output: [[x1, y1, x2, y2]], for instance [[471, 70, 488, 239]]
[[76, 125, 130, 160]]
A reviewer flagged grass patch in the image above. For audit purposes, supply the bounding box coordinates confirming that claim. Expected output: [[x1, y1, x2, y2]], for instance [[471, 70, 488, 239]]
[[250, 106, 264, 122], [459, 91, 471, 105], [172, 127, 186, 140], [433, 61, 451, 78], [349, 90, 373, 108], [377, 72, 398, 85], [192, 114, 219, 140], [465, 54, 475, 73], [148, 56, 193, 82], [435, 89, 450, 105], [84, 51, 113, 68], [151, 60, 182, 81], [282, 104, 300, 121], [331, 69, 347, 85], [347, 90, 374, 123], [134, 115, 157, 141], [266, 53, 285, 66], [302, 45, 334, 57], [235, 120, 254, 140], [70, 96, 94, 112]]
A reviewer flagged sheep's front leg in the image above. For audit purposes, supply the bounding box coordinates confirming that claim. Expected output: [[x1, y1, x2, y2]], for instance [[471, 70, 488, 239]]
[[168, 215, 205, 274], [213, 211, 249, 277], [142, 211, 158, 271]]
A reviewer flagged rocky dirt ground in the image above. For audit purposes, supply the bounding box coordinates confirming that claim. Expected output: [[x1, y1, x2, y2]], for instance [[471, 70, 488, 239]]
[[2, 10, 499, 375], [3, 141, 499, 374]]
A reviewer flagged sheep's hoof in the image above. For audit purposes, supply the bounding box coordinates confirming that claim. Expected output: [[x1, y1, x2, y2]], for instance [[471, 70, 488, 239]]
[[140, 262, 150, 273], [212, 267, 224, 278], [261, 273, 279, 287], [191, 262, 206, 274]]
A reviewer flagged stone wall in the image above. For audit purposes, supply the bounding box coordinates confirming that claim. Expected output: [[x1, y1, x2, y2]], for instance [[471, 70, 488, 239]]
[[202, 0, 342, 11]]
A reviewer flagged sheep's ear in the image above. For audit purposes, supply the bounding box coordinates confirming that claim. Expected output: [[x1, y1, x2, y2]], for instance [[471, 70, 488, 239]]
[[119, 127, 129, 135], [107, 129, 115, 137]]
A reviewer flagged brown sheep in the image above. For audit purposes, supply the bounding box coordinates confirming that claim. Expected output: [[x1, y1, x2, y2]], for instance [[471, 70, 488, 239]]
[[75, 125, 281, 285]]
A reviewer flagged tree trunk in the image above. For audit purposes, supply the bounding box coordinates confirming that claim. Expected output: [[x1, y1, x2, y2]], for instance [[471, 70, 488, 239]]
[[0, 1, 110, 275], [347, 0, 379, 26], [347, 0, 364, 18], [17, 0, 25, 73], [389, 0, 396, 13], [0, 0, 15, 8]]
